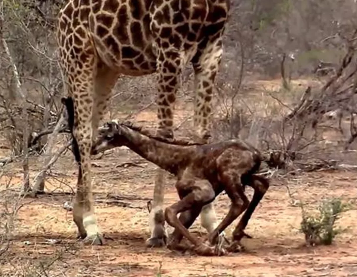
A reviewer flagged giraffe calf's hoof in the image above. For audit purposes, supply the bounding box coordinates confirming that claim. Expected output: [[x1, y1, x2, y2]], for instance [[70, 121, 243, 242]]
[[193, 243, 225, 256], [82, 233, 105, 245], [145, 237, 167, 248], [76, 232, 87, 240], [226, 241, 245, 253], [167, 237, 190, 252], [233, 230, 253, 241]]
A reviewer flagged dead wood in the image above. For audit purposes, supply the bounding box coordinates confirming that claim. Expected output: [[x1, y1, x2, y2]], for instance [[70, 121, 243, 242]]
[[282, 28, 357, 155], [105, 193, 151, 202], [31, 114, 69, 196], [1, 23, 30, 192]]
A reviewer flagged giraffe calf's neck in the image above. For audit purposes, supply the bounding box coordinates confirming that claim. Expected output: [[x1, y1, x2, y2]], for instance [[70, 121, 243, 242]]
[[92, 120, 270, 256]]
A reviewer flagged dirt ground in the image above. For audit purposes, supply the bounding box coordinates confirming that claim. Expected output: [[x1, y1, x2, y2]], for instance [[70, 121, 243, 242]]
[[1, 79, 357, 277]]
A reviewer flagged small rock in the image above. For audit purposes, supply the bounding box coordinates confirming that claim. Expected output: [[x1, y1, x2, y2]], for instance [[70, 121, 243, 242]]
[[45, 239, 61, 245], [63, 201, 73, 211]]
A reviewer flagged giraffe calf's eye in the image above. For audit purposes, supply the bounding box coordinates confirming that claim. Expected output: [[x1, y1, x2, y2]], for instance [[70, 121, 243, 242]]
[[105, 133, 114, 139]]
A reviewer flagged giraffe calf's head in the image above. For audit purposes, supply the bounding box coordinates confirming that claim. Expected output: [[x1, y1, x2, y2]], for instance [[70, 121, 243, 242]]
[[91, 121, 123, 155]]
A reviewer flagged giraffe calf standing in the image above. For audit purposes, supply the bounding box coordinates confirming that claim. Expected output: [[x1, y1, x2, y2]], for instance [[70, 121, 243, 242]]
[[92, 120, 270, 256]]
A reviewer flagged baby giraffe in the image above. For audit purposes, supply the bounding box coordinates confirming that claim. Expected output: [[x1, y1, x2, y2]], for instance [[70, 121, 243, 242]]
[[92, 120, 270, 256]]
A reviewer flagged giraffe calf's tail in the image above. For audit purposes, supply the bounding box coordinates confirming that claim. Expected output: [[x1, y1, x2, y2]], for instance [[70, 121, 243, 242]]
[[61, 97, 81, 164]]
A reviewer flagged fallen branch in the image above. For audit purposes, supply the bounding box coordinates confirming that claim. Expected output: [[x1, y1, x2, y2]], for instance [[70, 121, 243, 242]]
[[95, 199, 145, 210], [0, 156, 16, 166], [31, 114, 68, 195], [105, 193, 151, 202], [29, 126, 70, 148]]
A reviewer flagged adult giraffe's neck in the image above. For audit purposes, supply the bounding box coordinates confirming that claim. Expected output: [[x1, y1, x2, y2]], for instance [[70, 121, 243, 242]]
[[120, 126, 194, 175]]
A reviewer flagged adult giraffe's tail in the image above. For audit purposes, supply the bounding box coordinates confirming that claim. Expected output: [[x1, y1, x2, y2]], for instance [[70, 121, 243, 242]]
[[61, 97, 80, 164]]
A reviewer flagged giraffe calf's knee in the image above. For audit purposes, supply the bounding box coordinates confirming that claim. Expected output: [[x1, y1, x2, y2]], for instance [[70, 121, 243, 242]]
[[164, 207, 177, 228]]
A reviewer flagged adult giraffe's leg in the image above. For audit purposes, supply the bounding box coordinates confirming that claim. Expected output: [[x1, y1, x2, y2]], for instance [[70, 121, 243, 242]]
[[192, 38, 224, 239], [192, 37, 223, 142], [147, 46, 182, 247], [66, 54, 104, 245], [92, 64, 119, 139]]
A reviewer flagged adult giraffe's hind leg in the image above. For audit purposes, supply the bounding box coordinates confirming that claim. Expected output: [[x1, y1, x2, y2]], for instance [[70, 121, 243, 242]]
[[147, 47, 182, 247], [192, 38, 223, 142], [92, 64, 119, 139], [192, 38, 227, 244]]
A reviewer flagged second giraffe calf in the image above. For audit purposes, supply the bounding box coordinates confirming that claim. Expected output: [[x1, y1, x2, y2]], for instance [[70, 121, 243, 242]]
[[92, 120, 270, 256]]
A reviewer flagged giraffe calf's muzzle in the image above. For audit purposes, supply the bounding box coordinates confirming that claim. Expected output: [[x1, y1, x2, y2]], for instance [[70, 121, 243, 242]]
[[91, 140, 108, 155], [91, 122, 120, 155]]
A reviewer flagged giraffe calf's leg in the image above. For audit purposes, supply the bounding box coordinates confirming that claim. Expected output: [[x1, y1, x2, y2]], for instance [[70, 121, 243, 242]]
[[165, 181, 224, 256], [167, 208, 202, 251], [207, 169, 250, 250], [227, 175, 269, 252]]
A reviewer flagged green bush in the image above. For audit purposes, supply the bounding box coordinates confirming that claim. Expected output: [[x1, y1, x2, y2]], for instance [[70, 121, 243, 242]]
[[300, 198, 350, 246]]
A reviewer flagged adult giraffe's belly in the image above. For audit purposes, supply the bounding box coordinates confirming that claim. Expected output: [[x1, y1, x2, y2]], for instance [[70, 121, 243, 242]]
[[88, 0, 157, 75]]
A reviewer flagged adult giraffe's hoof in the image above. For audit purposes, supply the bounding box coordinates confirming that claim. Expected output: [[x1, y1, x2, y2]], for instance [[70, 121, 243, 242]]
[[145, 236, 167, 248], [83, 233, 105, 245]]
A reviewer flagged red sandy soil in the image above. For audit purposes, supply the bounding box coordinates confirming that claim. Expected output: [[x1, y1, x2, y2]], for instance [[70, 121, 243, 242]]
[[1, 79, 357, 277], [1, 147, 357, 277]]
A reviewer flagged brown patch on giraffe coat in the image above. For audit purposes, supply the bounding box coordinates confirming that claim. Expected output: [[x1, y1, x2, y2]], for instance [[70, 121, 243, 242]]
[[168, 35, 182, 48], [130, 0, 145, 20], [159, 27, 171, 39], [96, 14, 114, 28], [130, 21, 145, 47], [175, 24, 190, 37], [62, 4, 74, 18], [103, 0, 120, 13], [59, 21, 67, 33], [96, 25, 110, 37], [92, 1, 102, 14], [134, 54, 145, 65], [76, 26, 86, 39], [74, 34, 83, 46], [142, 14, 151, 39], [79, 6, 90, 22], [122, 46, 141, 59]]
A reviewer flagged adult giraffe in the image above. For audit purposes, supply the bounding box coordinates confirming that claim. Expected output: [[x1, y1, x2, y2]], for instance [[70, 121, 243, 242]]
[[56, 0, 230, 245]]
